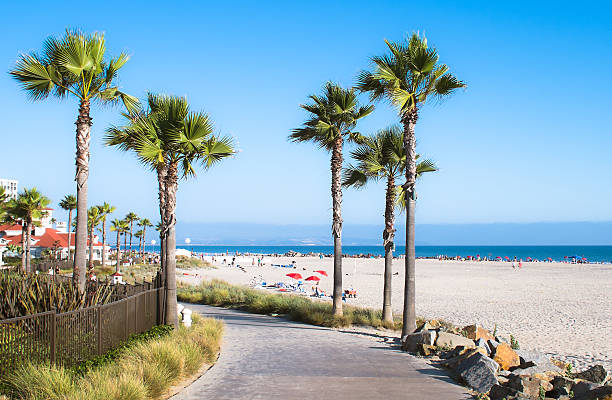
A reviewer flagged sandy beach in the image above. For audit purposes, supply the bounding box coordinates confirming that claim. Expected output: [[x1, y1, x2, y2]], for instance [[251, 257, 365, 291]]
[[178, 256, 612, 371]]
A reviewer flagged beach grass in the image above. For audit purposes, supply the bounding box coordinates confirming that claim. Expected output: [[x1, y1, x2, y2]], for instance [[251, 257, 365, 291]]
[[1, 314, 223, 400], [178, 279, 407, 330]]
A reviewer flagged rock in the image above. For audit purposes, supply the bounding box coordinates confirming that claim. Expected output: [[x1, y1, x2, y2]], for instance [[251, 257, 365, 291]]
[[574, 365, 608, 384], [455, 352, 499, 393], [573, 385, 612, 400], [475, 338, 491, 355], [515, 350, 561, 373], [489, 384, 519, 400], [493, 343, 521, 370], [488, 339, 500, 352], [436, 331, 475, 348], [572, 381, 602, 397], [546, 376, 574, 398], [417, 320, 441, 331], [507, 374, 553, 398], [443, 348, 489, 369], [417, 344, 436, 356], [402, 330, 437, 352], [428, 319, 441, 328], [463, 324, 495, 341]]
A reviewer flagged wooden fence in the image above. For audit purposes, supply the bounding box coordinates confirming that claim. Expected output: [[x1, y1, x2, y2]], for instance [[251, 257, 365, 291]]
[[0, 286, 165, 376]]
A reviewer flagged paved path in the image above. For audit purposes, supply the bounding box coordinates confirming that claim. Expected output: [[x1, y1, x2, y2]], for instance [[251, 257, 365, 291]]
[[172, 305, 471, 400]]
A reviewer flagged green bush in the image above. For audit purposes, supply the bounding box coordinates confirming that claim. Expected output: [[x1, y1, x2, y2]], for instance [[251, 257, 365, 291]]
[[178, 279, 402, 330], [2, 316, 223, 400]]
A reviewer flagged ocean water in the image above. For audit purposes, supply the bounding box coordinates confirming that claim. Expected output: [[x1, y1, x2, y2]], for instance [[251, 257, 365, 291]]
[[141, 245, 612, 263]]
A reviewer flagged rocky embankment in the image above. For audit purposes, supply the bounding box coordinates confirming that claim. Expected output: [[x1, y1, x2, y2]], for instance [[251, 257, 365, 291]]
[[402, 323, 611, 400]]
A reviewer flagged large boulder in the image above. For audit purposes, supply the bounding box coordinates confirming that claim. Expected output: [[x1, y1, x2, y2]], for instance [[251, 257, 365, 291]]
[[507, 374, 553, 398], [402, 330, 437, 352], [546, 376, 574, 398], [572, 381, 602, 397], [455, 352, 499, 393], [442, 348, 488, 369], [436, 331, 475, 348], [574, 365, 608, 384], [514, 350, 561, 374], [488, 384, 519, 400], [493, 343, 521, 370], [463, 324, 495, 341], [573, 385, 612, 400]]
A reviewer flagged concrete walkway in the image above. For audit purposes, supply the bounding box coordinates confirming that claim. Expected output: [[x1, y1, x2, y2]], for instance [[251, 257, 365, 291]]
[[172, 304, 471, 400]]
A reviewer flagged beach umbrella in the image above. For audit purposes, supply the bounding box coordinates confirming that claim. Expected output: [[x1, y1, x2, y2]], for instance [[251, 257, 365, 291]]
[[305, 276, 320, 281], [286, 273, 302, 280], [314, 270, 328, 277], [504, 256, 510, 260], [547, 257, 552, 261], [582, 258, 587, 261]]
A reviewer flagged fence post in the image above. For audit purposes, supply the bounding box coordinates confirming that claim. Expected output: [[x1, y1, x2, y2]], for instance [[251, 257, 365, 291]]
[[97, 306, 102, 355], [50, 310, 56, 364]]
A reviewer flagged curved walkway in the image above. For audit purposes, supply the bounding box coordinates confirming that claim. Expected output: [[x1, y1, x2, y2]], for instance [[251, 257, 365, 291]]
[[172, 304, 471, 400]]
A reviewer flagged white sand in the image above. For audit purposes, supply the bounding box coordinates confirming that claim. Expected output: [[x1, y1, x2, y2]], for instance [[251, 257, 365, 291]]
[[178, 256, 612, 370]]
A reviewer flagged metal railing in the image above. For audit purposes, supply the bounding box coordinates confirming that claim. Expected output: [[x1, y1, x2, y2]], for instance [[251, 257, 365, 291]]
[[0, 287, 165, 375]]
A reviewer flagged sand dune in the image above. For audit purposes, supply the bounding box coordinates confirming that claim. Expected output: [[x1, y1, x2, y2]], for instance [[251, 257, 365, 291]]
[[178, 256, 612, 371]]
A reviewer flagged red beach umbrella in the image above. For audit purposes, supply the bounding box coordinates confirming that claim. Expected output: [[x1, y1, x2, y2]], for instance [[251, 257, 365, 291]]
[[504, 256, 510, 260], [286, 273, 302, 280], [314, 270, 328, 277], [305, 276, 320, 281]]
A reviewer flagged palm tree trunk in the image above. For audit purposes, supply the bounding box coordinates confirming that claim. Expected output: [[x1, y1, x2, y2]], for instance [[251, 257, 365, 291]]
[[115, 230, 121, 274], [331, 136, 343, 317], [382, 175, 396, 324], [164, 162, 179, 327], [20, 227, 26, 272], [129, 223, 133, 255], [67, 209, 73, 262], [74, 99, 92, 292], [401, 110, 419, 337], [25, 222, 32, 273], [142, 228, 147, 263], [157, 164, 168, 283], [88, 225, 94, 273], [101, 219, 107, 267]]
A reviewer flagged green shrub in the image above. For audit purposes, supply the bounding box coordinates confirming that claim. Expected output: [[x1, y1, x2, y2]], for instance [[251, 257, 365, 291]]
[[2, 317, 223, 400], [178, 279, 403, 330]]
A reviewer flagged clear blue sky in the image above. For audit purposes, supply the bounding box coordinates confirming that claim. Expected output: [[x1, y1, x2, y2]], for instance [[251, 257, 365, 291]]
[[1, 0, 611, 228]]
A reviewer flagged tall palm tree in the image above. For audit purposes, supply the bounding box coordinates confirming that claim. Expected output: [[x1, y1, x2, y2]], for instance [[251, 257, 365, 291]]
[[124, 212, 138, 255], [105, 93, 235, 327], [134, 230, 144, 257], [97, 202, 115, 267], [4, 188, 51, 272], [357, 33, 465, 335], [0, 187, 8, 203], [110, 218, 128, 273], [10, 30, 137, 291], [343, 126, 437, 323], [290, 82, 373, 316], [59, 195, 77, 262], [138, 218, 153, 259], [87, 206, 102, 271]]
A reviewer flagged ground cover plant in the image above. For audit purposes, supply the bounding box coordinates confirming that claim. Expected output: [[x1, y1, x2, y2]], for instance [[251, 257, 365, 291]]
[[1, 314, 223, 400], [178, 279, 406, 329]]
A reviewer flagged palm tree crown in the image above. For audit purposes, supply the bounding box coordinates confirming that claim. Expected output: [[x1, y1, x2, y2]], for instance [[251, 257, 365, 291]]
[[357, 33, 465, 117], [289, 82, 373, 150]]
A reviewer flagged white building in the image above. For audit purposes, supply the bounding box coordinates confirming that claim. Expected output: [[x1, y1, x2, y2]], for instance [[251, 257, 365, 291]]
[[0, 178, 18, 201]]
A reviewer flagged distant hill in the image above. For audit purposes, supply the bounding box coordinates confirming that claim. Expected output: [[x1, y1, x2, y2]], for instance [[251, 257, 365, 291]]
[[175, 221, 612, 246]]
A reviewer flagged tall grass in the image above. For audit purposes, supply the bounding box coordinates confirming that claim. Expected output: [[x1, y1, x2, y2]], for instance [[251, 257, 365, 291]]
[[178, 279, 406, 330], [2, 314, 223, 400]]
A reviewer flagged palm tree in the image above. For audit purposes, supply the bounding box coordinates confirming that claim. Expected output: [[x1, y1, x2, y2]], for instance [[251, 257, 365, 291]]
[[343, 126, 437, 323], [290, 82, 373, 316], [4, 188, 51, 272], [110, 219, 128, 273], [59, 194, 77, 262], [124, 212, 138, 255], [357, 33, 465, 335], [87, 206, 102, 271], [138, 218, 153, 259], [134, 230, 144, 257], [105, 93, 235, 327], [0, 187, 8, 203], [10, 30, 138, 292], [97, 202, 116, 267]]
